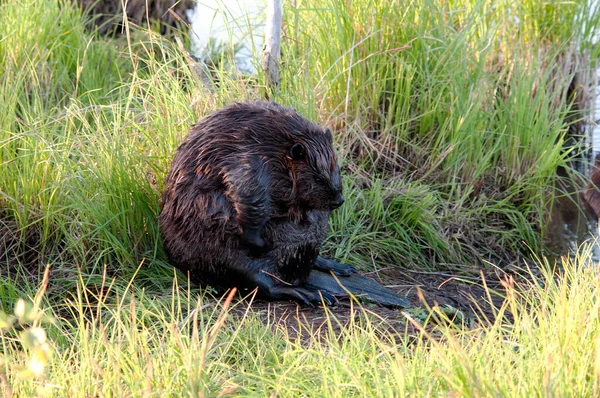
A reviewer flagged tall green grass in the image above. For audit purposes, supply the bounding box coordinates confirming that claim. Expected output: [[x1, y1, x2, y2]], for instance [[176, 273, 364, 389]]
[[281, 0, 599, 266], [0, 0, 598, 278]]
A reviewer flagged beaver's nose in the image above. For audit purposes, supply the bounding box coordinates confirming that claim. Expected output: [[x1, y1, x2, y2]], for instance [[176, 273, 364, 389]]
[[330, 193, 345, 210]]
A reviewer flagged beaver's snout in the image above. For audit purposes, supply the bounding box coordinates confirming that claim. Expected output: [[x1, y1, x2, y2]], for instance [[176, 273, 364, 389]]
[[330, 193, 345, 210]]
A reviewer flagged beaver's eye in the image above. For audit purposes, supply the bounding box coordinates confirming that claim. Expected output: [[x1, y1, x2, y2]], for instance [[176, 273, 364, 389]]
[[290, 143, 306, 160]]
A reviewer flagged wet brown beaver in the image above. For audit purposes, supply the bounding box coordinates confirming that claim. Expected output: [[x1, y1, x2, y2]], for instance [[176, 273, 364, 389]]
[[159, 101, 355, 305]]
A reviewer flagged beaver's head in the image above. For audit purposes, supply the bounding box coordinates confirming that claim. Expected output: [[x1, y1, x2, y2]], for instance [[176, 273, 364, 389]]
[[213, 101, 345, 213], [283, 127, 344, 211]]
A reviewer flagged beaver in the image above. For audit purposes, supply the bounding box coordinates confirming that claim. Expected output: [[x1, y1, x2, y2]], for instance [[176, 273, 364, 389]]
[[159, 101, 355, 305]]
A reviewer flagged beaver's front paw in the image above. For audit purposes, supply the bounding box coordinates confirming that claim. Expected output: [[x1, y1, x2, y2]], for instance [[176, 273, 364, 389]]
[[242, 228, 269, 256]]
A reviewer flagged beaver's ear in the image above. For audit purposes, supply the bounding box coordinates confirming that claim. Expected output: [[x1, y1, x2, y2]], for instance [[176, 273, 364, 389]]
[[290, 142, 306, 160], [324, 129, 333, 143]]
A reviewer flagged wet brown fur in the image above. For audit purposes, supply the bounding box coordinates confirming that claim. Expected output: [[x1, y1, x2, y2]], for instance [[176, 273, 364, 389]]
[[159, 102, 348, 304]]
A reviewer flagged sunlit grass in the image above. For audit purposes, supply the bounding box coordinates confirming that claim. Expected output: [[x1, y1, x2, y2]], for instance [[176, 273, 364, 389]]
[[1, 0, 600, 395], [1, 245, 599, 396]]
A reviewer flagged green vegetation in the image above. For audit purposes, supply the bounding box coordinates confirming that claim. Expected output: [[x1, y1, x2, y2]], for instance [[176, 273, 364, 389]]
[[2, 245, 600, 396], [1, 0, 600, 395]]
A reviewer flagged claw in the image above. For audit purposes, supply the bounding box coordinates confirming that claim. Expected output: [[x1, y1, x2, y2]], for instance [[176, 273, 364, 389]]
[[318, 290, 338, 306]]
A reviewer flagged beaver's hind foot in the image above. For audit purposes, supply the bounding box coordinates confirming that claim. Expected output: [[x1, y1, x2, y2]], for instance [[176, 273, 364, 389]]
[[314, 257, 356, 276]]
